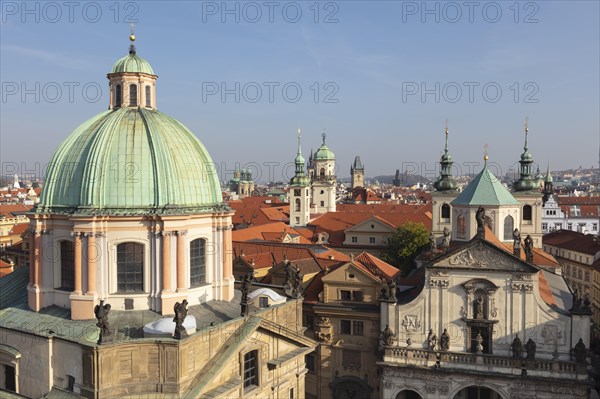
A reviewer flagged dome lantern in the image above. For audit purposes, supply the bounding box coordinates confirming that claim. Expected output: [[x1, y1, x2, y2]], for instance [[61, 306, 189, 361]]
[[107, 31, 157, 110]]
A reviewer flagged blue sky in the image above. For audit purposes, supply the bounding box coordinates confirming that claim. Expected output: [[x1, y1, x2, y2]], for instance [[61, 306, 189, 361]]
[[1, 1, 599, 183]]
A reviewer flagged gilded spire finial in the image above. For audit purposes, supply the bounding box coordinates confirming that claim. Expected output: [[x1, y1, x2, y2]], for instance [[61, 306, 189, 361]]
[[298, 128, 301, 144], [484, 143, 489, 164], [128, 23, 137, 55]]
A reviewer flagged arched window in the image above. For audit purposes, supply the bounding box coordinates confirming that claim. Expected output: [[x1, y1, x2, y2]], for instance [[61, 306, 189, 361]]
[[117, 242, 144, 292], [115, 84, 122, 107], [129, 84, 138, 106], [320, 168, 325, 177], [441, 204, 450, 221], [145, 85, 151, 107], [457, 214, 466, 238], [523, 205, 532, 222], [295, 198, 301, 212], [503, 215, 514, 240], [190, 238, 206, 287], [59, 241, 74, 290]]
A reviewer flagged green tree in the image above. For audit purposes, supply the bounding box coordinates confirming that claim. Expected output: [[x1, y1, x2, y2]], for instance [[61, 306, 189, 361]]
[[382, 222, 430, 276]]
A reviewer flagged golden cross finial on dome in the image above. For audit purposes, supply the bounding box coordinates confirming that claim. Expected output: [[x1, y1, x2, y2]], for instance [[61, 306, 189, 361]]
[[128, 23, 137, 54], [484, 143, 489, 163]]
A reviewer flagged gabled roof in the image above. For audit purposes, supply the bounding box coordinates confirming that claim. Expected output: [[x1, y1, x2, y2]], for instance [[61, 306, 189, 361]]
[[429, 236, 539, 273], [303, 252, 399, 303], [309, 209, 432, 247], [354, 252, 401, 279], [452, 167, 519, 206], [481, 227, 559, 267]]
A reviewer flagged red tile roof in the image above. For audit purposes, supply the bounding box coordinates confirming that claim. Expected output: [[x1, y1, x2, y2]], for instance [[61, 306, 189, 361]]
[[232, 241, 349, 270], [543, 229, 600, 256], [556, 196, 600, 218], [10, 223, 29, 235], [354, 252, 401, 280], [302, 252, 399, 303], [309, 209, 432, 247], [0, 259, 14, 277], [232, 222, 311, 243], [228, 197, 289, 227], [480, 228, 559, 267], [538, 270, 557, 307], [350, 187, 382, 203], [0, 204, 32, 218]]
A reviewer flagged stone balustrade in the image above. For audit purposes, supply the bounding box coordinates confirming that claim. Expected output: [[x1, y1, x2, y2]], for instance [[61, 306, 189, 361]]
[[383, 346, 586, 381]]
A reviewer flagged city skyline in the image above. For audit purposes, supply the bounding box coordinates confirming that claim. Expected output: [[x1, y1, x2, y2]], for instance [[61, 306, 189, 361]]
[[1, 1, 599, 180]]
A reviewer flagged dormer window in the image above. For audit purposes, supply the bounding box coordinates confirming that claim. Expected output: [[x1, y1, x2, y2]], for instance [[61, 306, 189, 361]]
[[129, 84, 138, 106]]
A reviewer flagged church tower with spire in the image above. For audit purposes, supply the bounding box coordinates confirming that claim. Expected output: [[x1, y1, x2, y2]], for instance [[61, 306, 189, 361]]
[[311, 131, 337, 213], [431, 124, 460, 237], [512, 119, 543, 248], [350, 156, 364, 189], [290, 130, 310, 227]]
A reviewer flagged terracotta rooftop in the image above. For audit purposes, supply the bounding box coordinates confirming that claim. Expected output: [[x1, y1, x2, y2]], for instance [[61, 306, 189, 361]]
[[232, 222, 311, 244], [309, 209, 432, 247], [543, 229, 600, 256], [0, 203, 32, 218], [302, 251, 399, 303]]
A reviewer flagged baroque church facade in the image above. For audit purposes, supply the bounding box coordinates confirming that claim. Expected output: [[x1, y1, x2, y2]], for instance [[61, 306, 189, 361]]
[[379, 125, 592, 399], [0, 34, 315, 399]]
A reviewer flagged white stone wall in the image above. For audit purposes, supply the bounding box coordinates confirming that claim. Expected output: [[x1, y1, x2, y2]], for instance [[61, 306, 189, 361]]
[[385, 268, 574, 361], [37, 213, 233, 312]]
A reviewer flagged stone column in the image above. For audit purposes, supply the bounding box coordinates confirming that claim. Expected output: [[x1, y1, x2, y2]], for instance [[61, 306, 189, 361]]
[[27, 227, 44, 312], [28, 228, 35, 285], [86, 233, 97, 295], [176, 231, 187, 292], [72, 232, 82, 294], [224, 226, 233, 278], [162, 231, 172, 292], [33, 230, 43, 287]]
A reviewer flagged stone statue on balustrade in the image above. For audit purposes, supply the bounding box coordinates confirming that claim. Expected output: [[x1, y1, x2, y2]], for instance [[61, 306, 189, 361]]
[[94, 300, 112, 344], [511, 334, 523, 358], [427, 329, 438, 350], [525, 338, 536, 360], [440, 328, 450, 351]]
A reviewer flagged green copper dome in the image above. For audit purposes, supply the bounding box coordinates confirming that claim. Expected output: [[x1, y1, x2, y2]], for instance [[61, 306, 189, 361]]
[[314, 133, 335, 160], [39, 108, 223, 215], [111, 53, 155, 75], [314, 145, 334, 160]]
